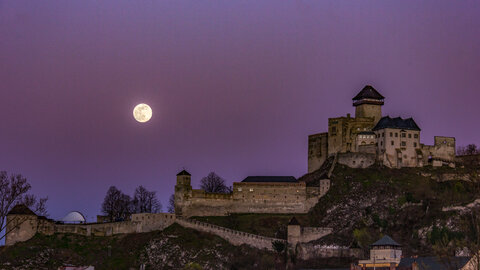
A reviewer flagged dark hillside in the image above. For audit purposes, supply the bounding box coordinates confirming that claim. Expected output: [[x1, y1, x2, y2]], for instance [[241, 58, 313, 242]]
[[307, 164, 479, 255], [0, 224, 278, 270]]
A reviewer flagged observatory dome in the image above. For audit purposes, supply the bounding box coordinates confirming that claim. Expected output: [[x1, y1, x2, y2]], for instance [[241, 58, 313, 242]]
[[61, 211, 86, 223]]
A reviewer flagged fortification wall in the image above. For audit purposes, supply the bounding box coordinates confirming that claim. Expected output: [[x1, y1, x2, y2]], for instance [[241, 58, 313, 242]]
[[175, 217, 284, 251], [308, 132, 328, 173], [337, 152, 375, 168], [300, 227, 333, 243], [296, 244, 362, 260], [178, 182, 316, 217], [5, 212, 176, 246]]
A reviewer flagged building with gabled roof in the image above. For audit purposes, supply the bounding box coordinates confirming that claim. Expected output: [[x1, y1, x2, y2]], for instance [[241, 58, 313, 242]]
[[353, 235, 473, 270], [174, 170, 329, 217], [308, 85, 456, 172]]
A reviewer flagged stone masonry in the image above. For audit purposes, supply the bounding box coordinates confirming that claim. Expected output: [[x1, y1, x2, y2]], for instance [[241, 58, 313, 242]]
[[308, 85, 456, 172], [174, 171, 329, 217]]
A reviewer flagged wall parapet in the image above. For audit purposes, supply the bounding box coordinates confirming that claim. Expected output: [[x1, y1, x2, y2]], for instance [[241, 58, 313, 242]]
[[175, 217, 285, 251]]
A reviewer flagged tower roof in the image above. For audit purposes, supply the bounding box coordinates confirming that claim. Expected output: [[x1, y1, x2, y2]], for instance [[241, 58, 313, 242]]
[[288, 217, 300, 225], [372, 116, 421, 131], [7, 204, 36, 215], [371, 235, 401, 247], [353, 85, 385, 101], [177, 170, 191, 176]]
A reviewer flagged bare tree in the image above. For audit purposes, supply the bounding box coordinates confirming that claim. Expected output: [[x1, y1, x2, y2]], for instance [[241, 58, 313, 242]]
[[167, 194, 175, 213], [132, 185, 162, 213], [0, 171, 48, 238], [20, 194, 48, 216], [458, 144, 479, 156], [200, 172, 230, 193], [101, 186, 132, 221]]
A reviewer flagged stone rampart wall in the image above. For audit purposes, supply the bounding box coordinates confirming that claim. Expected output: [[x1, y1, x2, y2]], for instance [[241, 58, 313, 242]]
[[337, 152, 376, 168], [175, 217, 285, 251], [300, 227, 333, 243], [5, 213, 176, 246], [178, 182, 317, 217], [296, 243, 362, 260]]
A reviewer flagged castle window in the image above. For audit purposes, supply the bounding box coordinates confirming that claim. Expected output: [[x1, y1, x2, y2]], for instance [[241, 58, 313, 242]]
[[414, 134, 419, 139], [401, 141, 406, 147], [391, 141, 394, 146], [401, 133, 406, 138], [408, 134, 412, 138], [249, 188, 253, 192], [395, 133, 398, 137], [390, 132, 393, 137], [414, 142, 417, 147], [238, 188, 242, 192]]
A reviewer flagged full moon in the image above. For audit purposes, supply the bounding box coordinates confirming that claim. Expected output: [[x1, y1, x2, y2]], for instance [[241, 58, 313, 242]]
[[133, 103, 152, 123]]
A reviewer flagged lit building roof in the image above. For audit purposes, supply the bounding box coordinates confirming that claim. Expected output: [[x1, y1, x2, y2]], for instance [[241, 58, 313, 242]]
[[241, 176, 297, 183], [372, 116, 421, 131]]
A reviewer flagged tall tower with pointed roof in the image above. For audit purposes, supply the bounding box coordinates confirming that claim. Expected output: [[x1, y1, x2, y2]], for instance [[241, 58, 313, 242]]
[[353, 85, 384, 124]]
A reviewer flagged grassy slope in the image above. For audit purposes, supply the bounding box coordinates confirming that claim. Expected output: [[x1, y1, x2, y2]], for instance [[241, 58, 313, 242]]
[[0, 224, 278, 270]]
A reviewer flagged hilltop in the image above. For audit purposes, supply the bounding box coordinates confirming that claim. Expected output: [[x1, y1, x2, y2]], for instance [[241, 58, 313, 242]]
[[1, 164, 479, 269], [196, 164, 479, 256]]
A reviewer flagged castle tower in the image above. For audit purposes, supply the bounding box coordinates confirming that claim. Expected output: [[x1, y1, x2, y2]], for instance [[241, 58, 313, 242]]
[[5, 204, 38, 246], [353, 85, 384, 124], [287, 217, 301, 247], [174, 169, 192, 216]]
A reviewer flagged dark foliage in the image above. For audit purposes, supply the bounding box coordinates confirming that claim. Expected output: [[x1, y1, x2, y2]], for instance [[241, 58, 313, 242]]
[[200, 172, 230, 193], [101, 186, 132, 221], [132, 186, 162, 214]]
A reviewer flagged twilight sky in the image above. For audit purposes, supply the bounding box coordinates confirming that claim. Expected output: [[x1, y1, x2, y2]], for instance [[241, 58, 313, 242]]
[[1, 1, 479, 222]]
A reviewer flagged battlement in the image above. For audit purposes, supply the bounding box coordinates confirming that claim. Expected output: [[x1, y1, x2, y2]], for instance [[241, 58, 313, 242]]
[[176, 217, 285, 251], [175, 172, 325, 217], [5, 210, 176, 246]]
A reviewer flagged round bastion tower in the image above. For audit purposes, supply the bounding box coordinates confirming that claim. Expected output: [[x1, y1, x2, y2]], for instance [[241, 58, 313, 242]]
[[353, 85, 384, 124], [174, 170, 192, 216]]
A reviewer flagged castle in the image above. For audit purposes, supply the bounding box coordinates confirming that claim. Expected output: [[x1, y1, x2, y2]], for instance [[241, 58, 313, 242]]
[[308, 85, 456, 172], [4, 85, 459, 261], [174, 170, 330, 217]]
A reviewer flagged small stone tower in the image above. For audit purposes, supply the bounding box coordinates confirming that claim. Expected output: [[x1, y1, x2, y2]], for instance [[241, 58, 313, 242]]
[[5, 204, 38, 246], [353, 85, 384, 124], [287, 217, 301, 247], [174, 169, 192, 216]]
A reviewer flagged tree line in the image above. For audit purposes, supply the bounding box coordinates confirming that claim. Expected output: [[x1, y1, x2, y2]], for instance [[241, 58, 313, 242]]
[[101, 185, 162, 222]]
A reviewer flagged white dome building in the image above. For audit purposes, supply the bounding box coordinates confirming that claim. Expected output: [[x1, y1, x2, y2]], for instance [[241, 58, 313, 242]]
[[61, 211, 86, 224]]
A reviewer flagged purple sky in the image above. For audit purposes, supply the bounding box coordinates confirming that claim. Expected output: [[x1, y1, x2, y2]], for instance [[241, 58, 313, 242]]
[[1, 1, 479, 222]]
